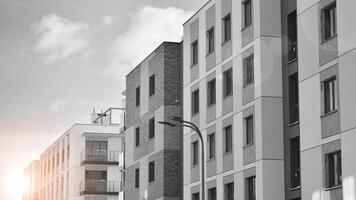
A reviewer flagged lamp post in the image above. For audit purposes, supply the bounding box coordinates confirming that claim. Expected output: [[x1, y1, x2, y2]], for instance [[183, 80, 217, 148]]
[[158, 116, 205, 200]]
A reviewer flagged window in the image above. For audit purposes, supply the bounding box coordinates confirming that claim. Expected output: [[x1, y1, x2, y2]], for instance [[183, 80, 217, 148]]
[[191, 40, 199, 66], [223, 14, 231, 43], [149, 117, 155, 139], [207, 27, 215, 54], [86, 141, 108, 151], [223, 68, 233, 97], [224, 182, 234, 200], [148, 161, 155, 182], [290, 137, 300, 188], [136, 87, 140, 106], [208, 187, 216, 200], [192, 141, 199, 166], [325, 151, 342, 188], [62, 149, 65, 163], [149, 74, 155, 96], [85, 170, 107, 180], [322, 3, 337, 41], [323, 77, 337, 114], [288, 11, 297, 61], [192, 89, 200, 115], [224, 125, 232, 153], [243, 0, 252, 28], [135, 168, 140, 188], [192, 192, 200, 200], [245, 115, 254, 145], [207, 133, 216, 159], [207, 79, 216, 106], [243, 54, 254, 86], [135, 127, 140, 147], [289, 73, 299, 124], [246, 176, 256, 200]]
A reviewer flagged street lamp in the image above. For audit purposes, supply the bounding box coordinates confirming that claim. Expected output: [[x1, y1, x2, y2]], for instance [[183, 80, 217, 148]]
[[158, 116, 205, 200]]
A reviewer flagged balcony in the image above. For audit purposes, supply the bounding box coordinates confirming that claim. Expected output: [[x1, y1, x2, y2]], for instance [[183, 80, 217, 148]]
[[80, 180, 120, 195], [81, 150, 119, 165]]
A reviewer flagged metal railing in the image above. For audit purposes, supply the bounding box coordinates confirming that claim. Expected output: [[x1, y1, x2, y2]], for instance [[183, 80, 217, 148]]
[[80, 150, 119, 165], [80, 180, 120, 195]]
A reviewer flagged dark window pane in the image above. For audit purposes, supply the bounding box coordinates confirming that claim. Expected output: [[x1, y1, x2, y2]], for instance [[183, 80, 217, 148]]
[[207, 28, 215, 54], [208, 133, 216, 159], [192, 141, 199, 166], [192, 193, 200, 200], [135, 127, 140, 147], [148, 161, 155, 182], [224, 125, 232, 153], [289, 73, 299, 123], [192, 89, 200, 115], [192, 41, 199, 65], [288, 11, 297, 61], [224, 182, 234, 200], [324, 77, 337, 114], [149, 75, 155, 96], [323, 3, 337, 41], [208, 187, 216, 200], [149, 118, 155, 139], [246, 176, 256, 200], [244, 55, 254, 86], [290, 137, 300, 188], [223, 14, 231, 42], [223, 68, 233, 97], [243, 0, 252, 28], [326, 151, 342, 188], [207, 79, 216, 106], [135, 168, 139, 188], [136, 87, 140, 106], [245, 115, 254, 145]]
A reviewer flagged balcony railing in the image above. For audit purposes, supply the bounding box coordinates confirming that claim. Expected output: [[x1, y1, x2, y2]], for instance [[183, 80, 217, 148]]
[[80, 180, 120, 195], [81, 150, 119, 165]]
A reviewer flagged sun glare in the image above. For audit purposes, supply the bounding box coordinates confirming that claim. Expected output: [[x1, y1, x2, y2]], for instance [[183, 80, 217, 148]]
[[7, 169, 27, 200]]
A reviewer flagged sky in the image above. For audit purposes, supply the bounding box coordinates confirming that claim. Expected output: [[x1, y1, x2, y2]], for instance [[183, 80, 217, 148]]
[[0, 0, 205, 199]]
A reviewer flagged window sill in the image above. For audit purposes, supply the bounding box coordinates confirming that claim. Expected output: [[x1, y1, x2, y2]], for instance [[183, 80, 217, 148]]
[[223, 93, 233, 100], [149, 94, 155, 98], [221, 39, 231, 46], [192, 112, 199, 117], [223, 151, 232, 156], [320, 109, 338, 118], [287, 57, 298, 64], [289, 186, 301, 191], [288, 121, 300, 127], [206, 51, 215, 57], [241, 23, 252, 31], [207, 103, 216, 108], [243, 142, 254, 148], [321, 34, 337, 45], [207, 157, 216, 162], [243, 82, 254, 88], [148, 180, 155, 185], [191, 164, 199, 169], [324, 185, 342, 191], [148, 137, 155, 142], [191, 63, 198, 68]]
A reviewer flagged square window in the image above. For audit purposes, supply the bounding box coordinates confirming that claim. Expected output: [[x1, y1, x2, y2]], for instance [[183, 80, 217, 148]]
[[245, 115, 254, 145], [243, 0, 252, 28], [149, 74, 155, 96], [325, 151, 342, 188], [207, 79, 216, 106], [148, 161, 155, 183], [207, 133, 216, 159], [207, 27, 215, 54], [135, 127, 140, 147], [149, 117, 155, 139], [322, 3, 337, 41], [323, 77, 337, 114], [223, 68, 233, 97], [136, 87, 140, 106], [192, 89, 200, 115], [224, 125, 232, 153], [223, 14, 231, 43], [191, 40, 199, 66], [192, 141, 199, 166], [243, 54, 254, 86]]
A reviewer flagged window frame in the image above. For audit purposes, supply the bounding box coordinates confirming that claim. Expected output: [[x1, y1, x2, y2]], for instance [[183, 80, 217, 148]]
[[243, 54, 254, 87], [192, 89, 200, 115], [207, 133, 216, 160], [287, 11, 298, 61], [135, 127, 140, 147], [321, 2, 337, 42], [135, 86, 140, 106], [149, 74, 155, 96], [192, 141, 199, 166], [289, 73, 299, 124], [224, 182, 234, 200], [135, 168, 140, 188], [207, 78, 216, 107], [148, 161, 155, 183], [191, 40, 199, 66], [325, 150, 342, 188], [223, 68, 233, 98], [323, 76, 337, 115], [222, 14, 232, 43], [246, 176, 256, 200], [207, 27, 215, 55], [242, 0, 252, 29], [290, 137, 301, 189], [224, 125, 233, 154], [208, 187, 216, 200], [148, 117, 155, 139], [245, 115, 254, 145]]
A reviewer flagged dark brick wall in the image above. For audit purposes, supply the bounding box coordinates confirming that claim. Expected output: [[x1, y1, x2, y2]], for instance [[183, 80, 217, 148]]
[[163, 150, 182, 198], [124, 163, 140, 200], [126, 66, 141, 128]]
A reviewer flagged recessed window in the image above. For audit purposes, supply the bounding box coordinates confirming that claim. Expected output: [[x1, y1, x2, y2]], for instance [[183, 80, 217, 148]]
[[290, 137, 300, 188], [207, 27, 215, 54], [207, 133, 216, 159], [222, 14, 231, 43], [245, 115, 254, 145], [136, 87, 140, 106], [192, 141, 199, 166], [223, 68, 233, 97], [224, 182, 234, 200], [191, 40, 199, 66], [135, 127, 140, 147], [289, 73, 299, 124], [323, 77, 337, 114], [208, 187, 216, 200], [322, 2, 337, 41], [148, 161, 155, 183], [192, 89, 200, 115], [149, 74, 155, 96], [149, 117, 155, 139], [224, 125, 232, 153], [243, 54, 254, 86], [325, 151, 342, 188], [135, 168, 139, 188], [243, 0, 252, 28], [192, 192, 200, 200], [287, 11, 298, 61], [207, 79, 216, 106], [246, 176, 256, 200]]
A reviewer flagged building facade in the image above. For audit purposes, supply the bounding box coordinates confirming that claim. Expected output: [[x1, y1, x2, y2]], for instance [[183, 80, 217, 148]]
[[123, 42, 183, 200], [182, 0, 356, 200], [26, 110, 124, 200], [23, 160, 40, 200]]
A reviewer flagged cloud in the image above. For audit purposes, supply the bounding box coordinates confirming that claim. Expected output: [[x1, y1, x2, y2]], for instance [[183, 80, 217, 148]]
[[33, 14, 92, 64], [102, 15, 115, 26], [104, 5, 193, 79]]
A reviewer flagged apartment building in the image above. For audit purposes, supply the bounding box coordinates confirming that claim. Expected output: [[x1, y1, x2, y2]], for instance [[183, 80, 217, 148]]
[[182, 0, 356, 200], [32, 110, 124, 200], [23, 160, 40, 200], [123, 42, 183, 200]]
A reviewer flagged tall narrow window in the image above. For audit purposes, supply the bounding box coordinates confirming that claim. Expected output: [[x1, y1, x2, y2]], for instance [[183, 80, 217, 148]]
[[323, 77, 337, 114], [208, 187, 216, 200], [136, 87, 140, 106], [191, 40, 199, 66], [148, 161, 155, 183], [192, 89, 200, 115], [207, 79, 216, 106], [192, 192, 200, 200], [322, 3, 337, 41], [246, 176, 256, 200], [245, 115, 254, 145], [223, 14, 231, 43], [290, 137, 300, 188], [149, 117, 155, 139], [224, 182, 234, 200], [325, 151, 342, 188], [149, 74, 155, 96], [135, 127, 140, 147], [135, 168, 140, 188], [243, 54, 254, 86], [224, 125, 232, 153], [243, 0, 252, 28], [207, 27, 215, 54], [207, 133, 216, 159], [288, 11, 297, 61], [289, 73, 299, 124], [223, 68, 233, 97], [192, 141, 199, 166]]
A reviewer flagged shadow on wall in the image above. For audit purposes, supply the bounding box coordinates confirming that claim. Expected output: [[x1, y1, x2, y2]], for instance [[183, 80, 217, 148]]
[[311, 176, 355, 200]]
